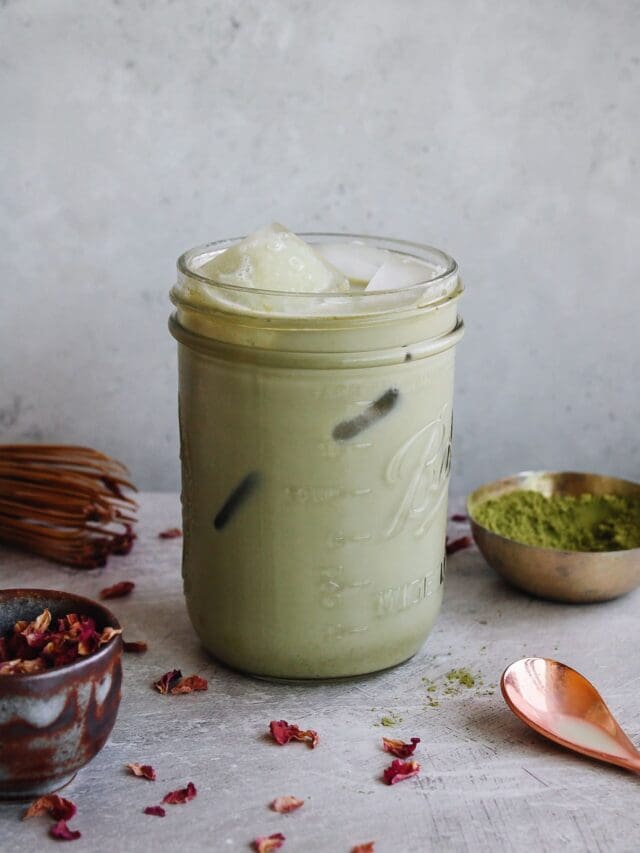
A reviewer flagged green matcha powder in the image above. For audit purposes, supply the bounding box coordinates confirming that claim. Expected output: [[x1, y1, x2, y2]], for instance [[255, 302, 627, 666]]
[[474, 490, 640, 552]]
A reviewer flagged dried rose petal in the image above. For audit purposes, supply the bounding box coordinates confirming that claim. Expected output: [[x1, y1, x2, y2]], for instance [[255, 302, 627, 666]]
[[270, 796, 304, 813], [98, 626, 123, 646], [382, 736, 421, 758], [23, 794, 77, 821], [382, 759, 421, 785], [253, 833, 286, 852], [100, 581, 135, 600], [49, 819, 81, 841], [269, 720, 318, 749], [1, 608, 121, 675], [112, 524, 136, 555], [154, 669, 182, 694], [0, 657, 46, 675], [127, 762, 156, 781], [446, 535, 472, 555], [144, 805, 166, 817], [450, 513, 468, 523], [158, 527, 182, 539], [123, 640, 148, 653], [163, 781, 197, 804], [170, 674, 208, 694], [352, 844, 375, 853]]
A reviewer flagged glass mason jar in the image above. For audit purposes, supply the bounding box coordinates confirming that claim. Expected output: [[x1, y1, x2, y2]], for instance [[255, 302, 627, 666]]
[[169, 234, 464, 679]]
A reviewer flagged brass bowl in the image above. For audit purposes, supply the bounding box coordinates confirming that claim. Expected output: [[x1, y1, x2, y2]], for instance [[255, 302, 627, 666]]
[[467, 471, 640, 603]]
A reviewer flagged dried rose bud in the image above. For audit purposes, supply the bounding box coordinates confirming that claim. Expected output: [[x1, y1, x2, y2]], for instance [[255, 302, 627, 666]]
[[450, 513, 468, 523], [269, 720, 318, 749], [158, 527, 182, 539], [163, 782, 197, 804], [153, 669, 182, 694], [49, 819, 81, 841], [126, 763, 156, 781], [382, 736, 420, 759], [144, 805, 166, 817], [270, 796, 304, 813], [170, 674, 208, 694], [382, 759, 421, 785], [253, 833, 286, 852], [123, 640, 148, 653], [100, 581, 135, 600], [23, 794, 77, 822], [446, 535, 472, 555], [352, 844, 375, 853]]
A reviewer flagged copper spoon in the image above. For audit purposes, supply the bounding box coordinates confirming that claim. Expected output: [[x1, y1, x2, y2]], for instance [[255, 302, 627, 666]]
[[501, 657, 640, 773]]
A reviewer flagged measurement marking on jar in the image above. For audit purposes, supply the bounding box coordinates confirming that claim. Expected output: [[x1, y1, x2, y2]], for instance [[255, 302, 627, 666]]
[[331, 532, 373, 547], [317, 566, 373, 608], [375, 572, 435, 617], [325, 623, 369, 640], [284, 485, 372, 504]]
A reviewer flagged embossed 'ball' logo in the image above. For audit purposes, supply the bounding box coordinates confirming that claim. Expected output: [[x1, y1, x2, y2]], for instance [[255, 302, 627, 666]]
[[384, 405, 452, 539]]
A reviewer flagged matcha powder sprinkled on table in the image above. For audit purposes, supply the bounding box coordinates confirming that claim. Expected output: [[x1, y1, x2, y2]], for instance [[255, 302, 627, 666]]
[[380, 711, 403, 727], [474, 491, 640, 552], [446, 668, 475, 688]]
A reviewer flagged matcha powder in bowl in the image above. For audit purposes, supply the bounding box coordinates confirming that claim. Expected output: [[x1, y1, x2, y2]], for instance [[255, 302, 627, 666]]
[[467, 471, 640, 603], [473, 491, 640, 552]]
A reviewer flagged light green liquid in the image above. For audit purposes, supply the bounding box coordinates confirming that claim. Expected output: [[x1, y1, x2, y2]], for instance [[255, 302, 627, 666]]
[[171, 240, 463, 678]]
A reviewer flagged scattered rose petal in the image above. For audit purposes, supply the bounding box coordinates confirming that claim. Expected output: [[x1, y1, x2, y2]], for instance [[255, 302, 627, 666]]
[[446, 535, 472, 555], [382, 759, 421, 785], [23, 794, 77, 821], [159, 527, 182, 539], [450, 513, 468, 523], [123, 640, 148, 653], [269, 720, 318, 749], [127, 763, 156, 781], [154, 669, 182, 694], [49, 820, 81, 841], [163, 782, 197, 804], [100, 581, 135, 600], [382, 737, 421, 758], [170, 674, 208, 694], [352, 844, 375, 853], [143, 806, 166, 817], [270, 796, 304, 813], [253, 833, 286, 852]]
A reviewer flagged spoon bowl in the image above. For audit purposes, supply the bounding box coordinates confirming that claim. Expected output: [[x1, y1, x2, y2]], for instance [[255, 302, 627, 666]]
[[501, 657, 640, 773]]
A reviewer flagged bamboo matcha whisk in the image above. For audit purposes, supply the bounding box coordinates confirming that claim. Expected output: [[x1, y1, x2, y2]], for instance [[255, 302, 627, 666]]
[[0, 445, 137, 568]]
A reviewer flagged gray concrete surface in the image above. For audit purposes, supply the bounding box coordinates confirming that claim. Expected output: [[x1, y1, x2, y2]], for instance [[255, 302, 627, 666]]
[[1, 1, 639, 495], [1, 493, 639, 852]]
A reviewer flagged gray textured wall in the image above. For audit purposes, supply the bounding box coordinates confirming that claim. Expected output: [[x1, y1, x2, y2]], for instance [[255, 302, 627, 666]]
[[1, 0, 639, 494]]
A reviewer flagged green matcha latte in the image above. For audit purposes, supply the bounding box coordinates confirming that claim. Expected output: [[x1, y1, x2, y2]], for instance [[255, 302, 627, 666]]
[[170, 226, 464, 678]]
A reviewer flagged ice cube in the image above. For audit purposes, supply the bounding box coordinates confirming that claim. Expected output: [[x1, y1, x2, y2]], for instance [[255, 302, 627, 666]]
[[198, 223, 349, 294], [365, 256, 438, 292], [316, 242, 389, 285]]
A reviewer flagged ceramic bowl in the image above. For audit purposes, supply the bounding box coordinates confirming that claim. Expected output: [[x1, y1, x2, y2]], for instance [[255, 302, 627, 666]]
[[467, 471, 640, 603], [0, 588, 122, 800]]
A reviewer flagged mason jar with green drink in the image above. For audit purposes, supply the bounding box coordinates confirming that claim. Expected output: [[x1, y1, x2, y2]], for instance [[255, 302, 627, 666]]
[[169, 225, 463, 679]]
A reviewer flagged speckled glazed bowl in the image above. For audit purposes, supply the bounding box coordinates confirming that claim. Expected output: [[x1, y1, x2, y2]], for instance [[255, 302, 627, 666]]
[[0, 589, 122, 800]]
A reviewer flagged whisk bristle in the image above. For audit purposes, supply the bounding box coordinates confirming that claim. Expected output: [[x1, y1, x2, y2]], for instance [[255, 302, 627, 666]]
[[0, 445, 137, 568]]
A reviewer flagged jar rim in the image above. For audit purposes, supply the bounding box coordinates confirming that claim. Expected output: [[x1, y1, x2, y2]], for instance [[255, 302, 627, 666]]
[[176, 232, 459, 302]]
